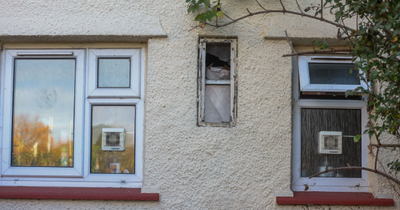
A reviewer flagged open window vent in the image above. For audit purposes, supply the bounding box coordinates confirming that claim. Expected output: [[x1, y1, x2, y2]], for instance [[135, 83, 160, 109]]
[[318, 131, 342, 154], [102, 128, 125, 151]]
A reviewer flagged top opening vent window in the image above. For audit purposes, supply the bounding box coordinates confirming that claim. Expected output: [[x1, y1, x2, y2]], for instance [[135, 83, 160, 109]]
[[298, 56, 367, 93]]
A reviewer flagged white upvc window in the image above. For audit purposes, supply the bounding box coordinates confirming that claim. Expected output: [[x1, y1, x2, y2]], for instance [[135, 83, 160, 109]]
[[88, 49, 141, 98], [198, 38, 237, 127], [292, 55, 370, 192], [0, 48, 144, 188], [298, 56, 368, 92]]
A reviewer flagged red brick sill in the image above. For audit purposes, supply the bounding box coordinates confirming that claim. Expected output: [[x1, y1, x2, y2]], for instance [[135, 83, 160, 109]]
[[276, 192, 393, 206], [0, 186, 159, 201]]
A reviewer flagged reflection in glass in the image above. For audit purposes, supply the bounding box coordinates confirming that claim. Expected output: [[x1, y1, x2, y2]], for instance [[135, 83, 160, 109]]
[[309, 63, 360, 85], [91, 106, 135, 174], [12, 59, 75, 167], [98, 58, 130, 88]]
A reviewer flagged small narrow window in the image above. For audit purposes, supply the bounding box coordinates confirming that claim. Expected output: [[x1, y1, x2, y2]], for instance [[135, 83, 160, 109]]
[[88, 49, 140, 98], [198, 38, 237, 127], [298, 56, 367, 92]]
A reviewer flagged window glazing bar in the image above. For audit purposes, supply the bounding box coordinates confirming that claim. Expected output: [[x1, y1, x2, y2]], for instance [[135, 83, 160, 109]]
[[205, 80, 230, 85]]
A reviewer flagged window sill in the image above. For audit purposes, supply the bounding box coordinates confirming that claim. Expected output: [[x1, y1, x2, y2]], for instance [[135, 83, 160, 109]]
[[276, 192, 393, 206], [0, 186, 159, 201]]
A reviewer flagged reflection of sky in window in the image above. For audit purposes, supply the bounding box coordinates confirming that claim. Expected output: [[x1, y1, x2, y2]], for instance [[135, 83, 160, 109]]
[[92, 106, 135, 144], [13, 59, 75, 143]]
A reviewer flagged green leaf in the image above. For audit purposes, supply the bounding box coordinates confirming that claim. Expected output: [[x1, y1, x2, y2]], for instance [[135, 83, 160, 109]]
[[216, 11, 223, 18], [353, 135, 361, 143]]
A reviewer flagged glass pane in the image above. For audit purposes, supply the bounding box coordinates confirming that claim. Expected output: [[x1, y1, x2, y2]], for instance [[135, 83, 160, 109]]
[[206, 43, 230, 80], [308, 63, 360, 85], [12, 59, 75, 167], [301, 109, 362, 178], [91, 106, 135, 174], [204, 85, 230, 123], [206, 66, 230, 80], [98, 58, 130, 88]]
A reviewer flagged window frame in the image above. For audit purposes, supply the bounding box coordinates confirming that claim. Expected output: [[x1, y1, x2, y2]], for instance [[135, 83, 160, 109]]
[[0, 48, 145, 188], [292, 55, 370, 192], [88, 49, 141, 98], [298, 56, 368, 92], [197, 38, 237, 127], [1, 49, 85, 178]]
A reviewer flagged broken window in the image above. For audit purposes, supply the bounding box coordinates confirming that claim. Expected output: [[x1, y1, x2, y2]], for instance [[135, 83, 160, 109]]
[[198, 38, 237, 126]]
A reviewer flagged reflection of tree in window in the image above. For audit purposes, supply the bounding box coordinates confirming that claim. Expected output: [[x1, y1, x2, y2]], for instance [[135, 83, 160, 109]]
[[91, 124, 135, 174], [12, 114, 73, 167]]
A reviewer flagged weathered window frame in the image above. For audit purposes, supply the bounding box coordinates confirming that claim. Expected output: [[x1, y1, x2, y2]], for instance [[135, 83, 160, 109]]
[[292, 55, 370, 192], [197, 38, 237, 127]]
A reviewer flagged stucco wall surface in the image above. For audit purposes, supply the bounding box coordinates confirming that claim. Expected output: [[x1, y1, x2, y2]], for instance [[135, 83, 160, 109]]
[[0, 0, 398, 209]]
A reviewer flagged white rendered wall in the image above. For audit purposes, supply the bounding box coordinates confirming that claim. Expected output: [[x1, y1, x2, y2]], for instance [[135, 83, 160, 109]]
[[0, 0, 397, 209]]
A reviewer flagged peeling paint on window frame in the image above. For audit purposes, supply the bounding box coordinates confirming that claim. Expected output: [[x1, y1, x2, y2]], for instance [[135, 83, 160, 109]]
[[197, 38, 238, 127]]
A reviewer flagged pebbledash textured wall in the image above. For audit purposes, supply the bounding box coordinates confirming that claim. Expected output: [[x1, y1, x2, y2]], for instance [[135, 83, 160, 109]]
[[0, 0, 398, 209]]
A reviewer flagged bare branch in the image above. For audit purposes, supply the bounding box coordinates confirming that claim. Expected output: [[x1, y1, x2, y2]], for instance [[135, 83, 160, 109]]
[[203, 9, 356, 31], [282, 49, 352, 57], [309, 166, 400, 186], [284, 30, 297, 55], [278, 0, 286, 11], [339, 16, 355, 45], [375, 147, 380, 171], [255, 0, 267, 11], [189, 25, 200, 31], [320, 0, 323, 19], [246, 8, 253, 16], [295, 0, 304, 14], [376, 155, 400, 198], [370, 144, 400, 148], [223, 12, 234, 21]]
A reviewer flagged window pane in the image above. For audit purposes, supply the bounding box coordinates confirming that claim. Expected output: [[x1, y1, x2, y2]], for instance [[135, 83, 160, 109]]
[[204, 85, 230, 123], [308, 63, 360, 85], [206, 66, 230, 80], [98, 58, 130, 88], [301, 109, 362, 178], [12, 59, 75, 167], [206, 43, 230, 80], [91, 106, 135, 174]]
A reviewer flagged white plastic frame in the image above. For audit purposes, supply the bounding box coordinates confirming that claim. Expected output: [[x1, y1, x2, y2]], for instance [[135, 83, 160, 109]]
[[1, 49, 85, 178], [292, 56, 370, 192], [83, 98, 143, 184], [0, 47, 145, 188], [88, 49, 141, 98], [298, 56, 368, 92]]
